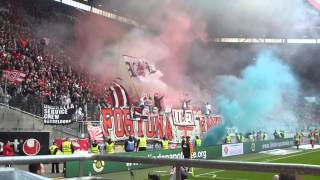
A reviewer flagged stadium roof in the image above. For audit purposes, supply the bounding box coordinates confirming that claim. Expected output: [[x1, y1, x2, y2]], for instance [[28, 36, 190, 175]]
[[63, 0, 320, 39]]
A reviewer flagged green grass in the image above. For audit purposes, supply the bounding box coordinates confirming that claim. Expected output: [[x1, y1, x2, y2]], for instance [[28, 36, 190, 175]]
[[100, 148, 320, 180]]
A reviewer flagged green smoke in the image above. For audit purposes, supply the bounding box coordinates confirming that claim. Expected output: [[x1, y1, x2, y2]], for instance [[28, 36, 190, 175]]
[[204, 50, 299, 145]]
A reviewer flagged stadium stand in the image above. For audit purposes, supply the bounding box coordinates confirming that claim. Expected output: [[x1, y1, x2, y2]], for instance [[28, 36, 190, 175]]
[[0, 0, 104, 118]]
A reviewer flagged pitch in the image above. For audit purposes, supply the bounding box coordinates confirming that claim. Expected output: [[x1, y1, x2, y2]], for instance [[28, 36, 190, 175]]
[[100, 146, 320, 180]]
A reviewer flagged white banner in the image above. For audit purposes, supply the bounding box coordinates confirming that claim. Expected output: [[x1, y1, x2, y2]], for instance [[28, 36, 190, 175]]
[[123, 55, 158, 78], [222, 143, 244, 157], [172, 109, 195, 126], [43, 104, 85, 125]]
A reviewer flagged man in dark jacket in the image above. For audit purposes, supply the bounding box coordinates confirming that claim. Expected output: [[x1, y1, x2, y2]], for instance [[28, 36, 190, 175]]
[[154, 93, 164, 112], [181, 137, 190, 159], [124, 135, 135, 152]]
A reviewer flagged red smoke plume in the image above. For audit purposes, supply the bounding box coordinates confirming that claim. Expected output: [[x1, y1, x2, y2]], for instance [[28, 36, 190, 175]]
[[71, 1, 209, 107]]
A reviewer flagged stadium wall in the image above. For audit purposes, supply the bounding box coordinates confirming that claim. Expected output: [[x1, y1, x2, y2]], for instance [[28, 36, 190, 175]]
[[0, 104, 79, 140]]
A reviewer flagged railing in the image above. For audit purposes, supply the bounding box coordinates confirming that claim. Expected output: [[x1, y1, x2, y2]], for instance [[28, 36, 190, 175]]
[[0, 103, 79, 137], [1, 154, 320, 180], [0, 95, 100, 136]]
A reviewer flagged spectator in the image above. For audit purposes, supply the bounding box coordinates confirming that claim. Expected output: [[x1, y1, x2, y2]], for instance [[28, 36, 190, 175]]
[[29, 163, 45, 176], [205, 102, 211, 115], [294, 132, 301, 150], [262, 132, 268, 141], [139, 94, 146, 108], [309, 130, 316, 150], [146, 95, 153, 107], [273, 130, 280, 139], [2, 140, 14, 167], [169, 166, 188, 180], [186, 136, 193, 157], [181, 137, 190, 159], [280, 130, 285, 139], [154, 93, 164, 112], [182, 100, 191, 111]]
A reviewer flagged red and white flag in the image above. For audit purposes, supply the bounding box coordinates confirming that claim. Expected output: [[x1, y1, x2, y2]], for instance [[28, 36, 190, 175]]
[[109, 81, 130, 108], [123, 55, 158, 79], [87, 125, 104, 143], [3, 70, 26, 83]]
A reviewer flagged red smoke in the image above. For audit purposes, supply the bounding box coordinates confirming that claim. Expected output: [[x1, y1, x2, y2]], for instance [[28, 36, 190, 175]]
[[71, 1, 209, 107], [72, 13, 125, 81]]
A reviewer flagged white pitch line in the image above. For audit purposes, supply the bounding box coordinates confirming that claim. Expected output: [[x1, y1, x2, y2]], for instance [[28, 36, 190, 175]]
[[264, 149, 320, 162], [154, 170, 168, 173], [194, 148, 320, 179], [194, 170, 225, 177], [213, 177, 248, 180]]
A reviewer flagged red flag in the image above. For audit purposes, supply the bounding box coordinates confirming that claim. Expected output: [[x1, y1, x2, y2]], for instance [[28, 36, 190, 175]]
[[87, 125, 104, 143], [3, 70, 26, 83], [109, 81, 130, 108]]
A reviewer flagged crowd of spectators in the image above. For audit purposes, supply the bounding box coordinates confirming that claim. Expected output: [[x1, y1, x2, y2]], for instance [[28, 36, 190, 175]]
[[0, 0, 106, 116], [0, 0, 214, 119], [0, 0, 168, 117]]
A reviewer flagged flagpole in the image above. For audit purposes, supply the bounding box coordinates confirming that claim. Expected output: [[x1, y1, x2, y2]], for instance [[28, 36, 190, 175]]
[[4, 73, 7, 103], [116, 39, 140, 101], [82, 104, 87, 137], [122, 56, 140, 100]]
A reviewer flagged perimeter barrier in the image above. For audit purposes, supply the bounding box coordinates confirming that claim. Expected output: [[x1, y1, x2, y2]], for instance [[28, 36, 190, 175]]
[[0, 153, 319, 180]]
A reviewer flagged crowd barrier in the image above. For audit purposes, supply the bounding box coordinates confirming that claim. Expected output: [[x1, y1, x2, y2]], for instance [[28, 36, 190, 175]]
[[65, 138, 294, 177], [2, 152, 320, 180]]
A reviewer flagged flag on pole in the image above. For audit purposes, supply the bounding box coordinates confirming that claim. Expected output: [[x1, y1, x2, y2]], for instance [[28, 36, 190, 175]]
[[87, 125, 104, 143], [123, 55, 158, 79]]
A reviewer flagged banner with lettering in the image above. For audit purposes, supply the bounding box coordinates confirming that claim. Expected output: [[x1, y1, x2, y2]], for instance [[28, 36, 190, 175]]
[[43, 104, 85, 125], [100, 107, 221, 143], [0, 132, 49, 156]]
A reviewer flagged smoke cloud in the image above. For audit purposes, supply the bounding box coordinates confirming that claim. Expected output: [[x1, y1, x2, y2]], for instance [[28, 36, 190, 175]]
[[71, 0, 208, 104], [204, 50, 299, 145], [67, 0, 320, 140]]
